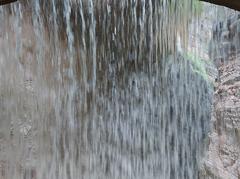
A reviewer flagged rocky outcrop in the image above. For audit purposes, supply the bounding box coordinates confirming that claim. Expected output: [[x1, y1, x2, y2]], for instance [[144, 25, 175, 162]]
[[200, 14, 240, 179]]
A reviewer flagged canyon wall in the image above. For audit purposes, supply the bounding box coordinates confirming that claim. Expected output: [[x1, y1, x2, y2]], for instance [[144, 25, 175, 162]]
[[200, 12, 240, 179]]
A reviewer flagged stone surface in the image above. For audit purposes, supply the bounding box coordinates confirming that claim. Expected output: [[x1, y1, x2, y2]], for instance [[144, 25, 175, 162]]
[[200, 14, 240, 179]]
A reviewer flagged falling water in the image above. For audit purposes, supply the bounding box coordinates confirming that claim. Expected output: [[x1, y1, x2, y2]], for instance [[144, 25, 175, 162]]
[[0, 1, 212, 179]]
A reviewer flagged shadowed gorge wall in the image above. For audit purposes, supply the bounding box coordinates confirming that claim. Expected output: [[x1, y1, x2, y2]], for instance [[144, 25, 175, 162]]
[[0, 1, 213, 179]]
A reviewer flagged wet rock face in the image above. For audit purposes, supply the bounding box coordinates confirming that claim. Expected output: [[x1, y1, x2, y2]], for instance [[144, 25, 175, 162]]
[[200, 14, 240, 179], [210, 14, 240, 68]]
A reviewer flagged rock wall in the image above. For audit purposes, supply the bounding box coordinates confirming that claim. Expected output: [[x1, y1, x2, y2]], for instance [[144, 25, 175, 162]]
[[200, 13, 240, 179]]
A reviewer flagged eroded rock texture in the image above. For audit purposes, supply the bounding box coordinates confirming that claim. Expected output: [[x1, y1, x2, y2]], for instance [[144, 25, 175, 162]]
[[200, 14, 240, 179]]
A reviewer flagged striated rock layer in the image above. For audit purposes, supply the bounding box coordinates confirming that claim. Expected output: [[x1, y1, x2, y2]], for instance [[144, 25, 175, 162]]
[[200, 13, 240, 179]]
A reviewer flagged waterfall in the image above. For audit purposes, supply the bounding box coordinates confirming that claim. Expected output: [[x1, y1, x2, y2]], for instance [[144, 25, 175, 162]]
[[0, 1, 212, 179]]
